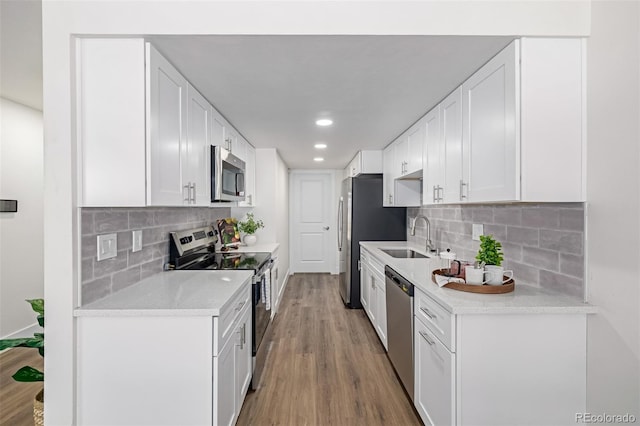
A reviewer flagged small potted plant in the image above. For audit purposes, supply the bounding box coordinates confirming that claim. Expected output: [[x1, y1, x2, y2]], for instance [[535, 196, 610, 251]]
[[475, 235, 512, 285], [0, 299, 45, 424], [237, 213, 265, 246]]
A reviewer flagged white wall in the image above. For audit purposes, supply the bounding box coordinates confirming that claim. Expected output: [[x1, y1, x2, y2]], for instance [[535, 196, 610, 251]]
[[586, 1, 640, 418], [0, 98, 44, 338], [41, 1, 592, 423]]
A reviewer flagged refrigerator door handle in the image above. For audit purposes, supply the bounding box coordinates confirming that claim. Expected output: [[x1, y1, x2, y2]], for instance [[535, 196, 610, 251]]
[[337, 197, 344, 251]]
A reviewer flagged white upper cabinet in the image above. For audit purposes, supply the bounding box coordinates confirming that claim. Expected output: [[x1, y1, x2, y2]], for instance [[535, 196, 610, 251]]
[[461, 40, 519, 203], [441, 88, 464, 204], [346, 150, 383, 177], [237, 141, 256, 207], [186, 85, 213, 206], [405, 122, 424, 176], [423, 104, 442, 205], [147, 43, 190, 206], [460, 38, 585, 203], [382, 144, 396, 206]]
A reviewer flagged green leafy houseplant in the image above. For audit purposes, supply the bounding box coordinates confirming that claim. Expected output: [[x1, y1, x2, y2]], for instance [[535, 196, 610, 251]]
[[475, 235, 504, 266], [0, 299, 44, 382], [237, 213, 265, 235]]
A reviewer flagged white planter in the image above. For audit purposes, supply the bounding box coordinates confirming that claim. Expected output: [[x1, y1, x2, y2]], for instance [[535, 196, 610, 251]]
[[243, 235, 257, 246]]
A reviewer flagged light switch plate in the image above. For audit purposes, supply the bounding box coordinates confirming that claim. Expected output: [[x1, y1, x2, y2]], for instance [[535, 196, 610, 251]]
[[132, 230, 142, 252], [97, 233, 117, 261], [472, 224, 484, 241]]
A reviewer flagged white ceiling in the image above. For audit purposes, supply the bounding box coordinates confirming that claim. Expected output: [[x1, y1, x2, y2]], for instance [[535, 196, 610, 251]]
[[0, 0, 43, 111], [150, 35, 514, 169]]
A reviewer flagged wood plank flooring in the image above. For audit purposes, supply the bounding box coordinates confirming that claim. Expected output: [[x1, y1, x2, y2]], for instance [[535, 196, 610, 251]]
[[0, 348, 44, 426], [238, 273, 421, 426]]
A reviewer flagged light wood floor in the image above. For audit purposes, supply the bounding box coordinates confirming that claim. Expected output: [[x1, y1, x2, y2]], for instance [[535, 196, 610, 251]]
[[238, 273, 421, 426], [0, 348, 43, 426]]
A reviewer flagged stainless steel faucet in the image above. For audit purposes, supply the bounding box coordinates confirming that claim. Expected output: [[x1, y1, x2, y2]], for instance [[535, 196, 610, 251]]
[[410, 215, 436, 253]]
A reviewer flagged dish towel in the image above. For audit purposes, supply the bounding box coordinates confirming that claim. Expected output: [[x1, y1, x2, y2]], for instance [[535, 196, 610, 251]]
[[262, 267, 272, 311], [434, 274, 465, 288]]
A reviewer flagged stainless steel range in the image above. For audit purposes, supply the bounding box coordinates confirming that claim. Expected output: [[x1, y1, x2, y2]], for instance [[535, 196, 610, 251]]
[[168, 225, 272, 390]]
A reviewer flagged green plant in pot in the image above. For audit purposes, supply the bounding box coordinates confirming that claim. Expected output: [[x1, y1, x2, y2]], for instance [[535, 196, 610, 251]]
[[0, 299, 45, 424], [237, 213, 265, 246], [475, 235, 513, 285]]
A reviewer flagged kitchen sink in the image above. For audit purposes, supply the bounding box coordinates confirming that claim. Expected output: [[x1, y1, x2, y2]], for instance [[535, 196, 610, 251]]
[[381, 249, 429, 259]]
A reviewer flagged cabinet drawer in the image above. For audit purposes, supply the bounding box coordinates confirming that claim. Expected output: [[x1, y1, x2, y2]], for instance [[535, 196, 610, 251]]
[[415, 289, 455, 351], [215, 285, 251, 355], [368, 254, 385, 277]]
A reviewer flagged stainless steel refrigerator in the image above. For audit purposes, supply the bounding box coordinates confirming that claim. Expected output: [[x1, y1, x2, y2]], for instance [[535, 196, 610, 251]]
[[338, 174, 407, 308]]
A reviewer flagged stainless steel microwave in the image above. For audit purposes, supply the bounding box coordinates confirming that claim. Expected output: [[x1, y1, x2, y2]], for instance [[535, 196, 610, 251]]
[[211, 145, 246, 202]]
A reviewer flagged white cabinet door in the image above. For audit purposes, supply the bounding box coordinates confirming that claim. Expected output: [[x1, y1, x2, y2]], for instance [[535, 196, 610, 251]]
[[382, 144, 395, 206], [235, 306, 252, 416], [373, 271, 387, 350], [216, 334, 236, 426], [422, 105, 442, 205], [186, 84, 212, 206], [442, 87, 463, 204], [367, 271, 377, 326], [462, 40, 519, 202], [414, 319, 455, 426], [232, 134, 247, 162], [226, 126, 238, 156], [360, 261, 370, 316], [147, 43, 188, 206], [238, 143, 256, 206], [395, 136, 408, 177], [212, 109, 226, 149], [406, 121, 424, 175]]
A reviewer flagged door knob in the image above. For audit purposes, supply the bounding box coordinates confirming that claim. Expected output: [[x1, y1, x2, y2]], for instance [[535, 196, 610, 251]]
[[323, 226, 330, 230]]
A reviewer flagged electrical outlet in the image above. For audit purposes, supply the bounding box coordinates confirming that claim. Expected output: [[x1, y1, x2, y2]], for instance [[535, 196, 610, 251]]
[[97, 233, 117, 261], [472, 224, 484, 241], [132, 230, 143, 252]]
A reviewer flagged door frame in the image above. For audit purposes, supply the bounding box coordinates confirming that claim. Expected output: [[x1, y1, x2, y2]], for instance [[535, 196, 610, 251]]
[[288, 169, 340, 274]]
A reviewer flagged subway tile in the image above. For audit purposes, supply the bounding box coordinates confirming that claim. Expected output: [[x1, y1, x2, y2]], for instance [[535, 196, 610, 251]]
[[154, 209, 184, 226], [112, 266, 141, 292], [129, 210, 156, 228], [81, 210, 94, 235], [448, 221, 472, 236], [93, 251, 128, 278], [117, 231, 133, 251], [141, 259, 164, 279], [539, 270, 583, 299], [471, 207, 493, 223], [81, 277, 112, 305], [500, 242, 522, 263], [128, 245, 155, 266], [143, 227, 169, 245], [461, 207, 474, 221], [82, 235, 97, 259], [484, 224, 507, 242], [559, 209, 585, 232], [493, 206, 522, 226], [81, 259, 93, 283], [521, 247, 559, 272], [502, 261, 539, 286], [522, 207, 560, 229], [539, 230, 583, 255], [94, 210, 129, 233], [506, 226, 539, 247], [560, 253, 585, 279]]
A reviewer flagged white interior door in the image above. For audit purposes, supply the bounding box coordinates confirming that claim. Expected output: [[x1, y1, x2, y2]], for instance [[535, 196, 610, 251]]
[[290, 171, 334, 273]]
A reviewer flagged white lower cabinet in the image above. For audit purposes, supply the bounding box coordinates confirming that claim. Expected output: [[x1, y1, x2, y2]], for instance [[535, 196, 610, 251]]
[[360, 248, 388, 350], [413, 287, 587, 426], [77, 286, 252, 426]]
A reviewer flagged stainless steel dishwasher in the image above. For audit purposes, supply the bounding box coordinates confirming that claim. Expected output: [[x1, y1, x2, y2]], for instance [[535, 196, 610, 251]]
[[385, 266, 414, 401]]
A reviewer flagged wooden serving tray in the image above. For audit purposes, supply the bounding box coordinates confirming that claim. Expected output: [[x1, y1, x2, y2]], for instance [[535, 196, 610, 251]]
[[432, 268, 515, 294]]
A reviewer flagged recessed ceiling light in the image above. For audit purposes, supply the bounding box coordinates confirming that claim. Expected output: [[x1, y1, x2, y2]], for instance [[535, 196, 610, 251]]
[[314, 143, 327, 149], [313, 157, 324, 162], [315, 119, 333, 127]]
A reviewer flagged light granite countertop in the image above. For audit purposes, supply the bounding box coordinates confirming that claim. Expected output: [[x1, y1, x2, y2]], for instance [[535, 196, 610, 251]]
[[74, 270, 253, 317], [360, 241, 596, 315]]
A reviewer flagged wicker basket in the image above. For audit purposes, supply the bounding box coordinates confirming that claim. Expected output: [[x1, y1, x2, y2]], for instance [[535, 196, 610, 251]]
[[33, 389, 44, 426]]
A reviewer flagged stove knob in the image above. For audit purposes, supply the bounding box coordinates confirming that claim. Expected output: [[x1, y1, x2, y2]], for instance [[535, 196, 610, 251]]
[[180, 237, 189, 244], [187, 236, 193, 242], [207, 231, 214, 237]]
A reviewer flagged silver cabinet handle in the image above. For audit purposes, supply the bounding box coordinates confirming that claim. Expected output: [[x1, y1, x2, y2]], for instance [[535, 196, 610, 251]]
[[388, 194, 393, 205], [183, 184, 191, 203], [438, 185, 444, 202], [460, 180, 467, 201], [190, 183, 196, 203], [323, 226, 330, 230], [420, 306, 436, 319], [432, 185, 437, 203], [236, 300, 246, 311], [419, 331, 435, 346]]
